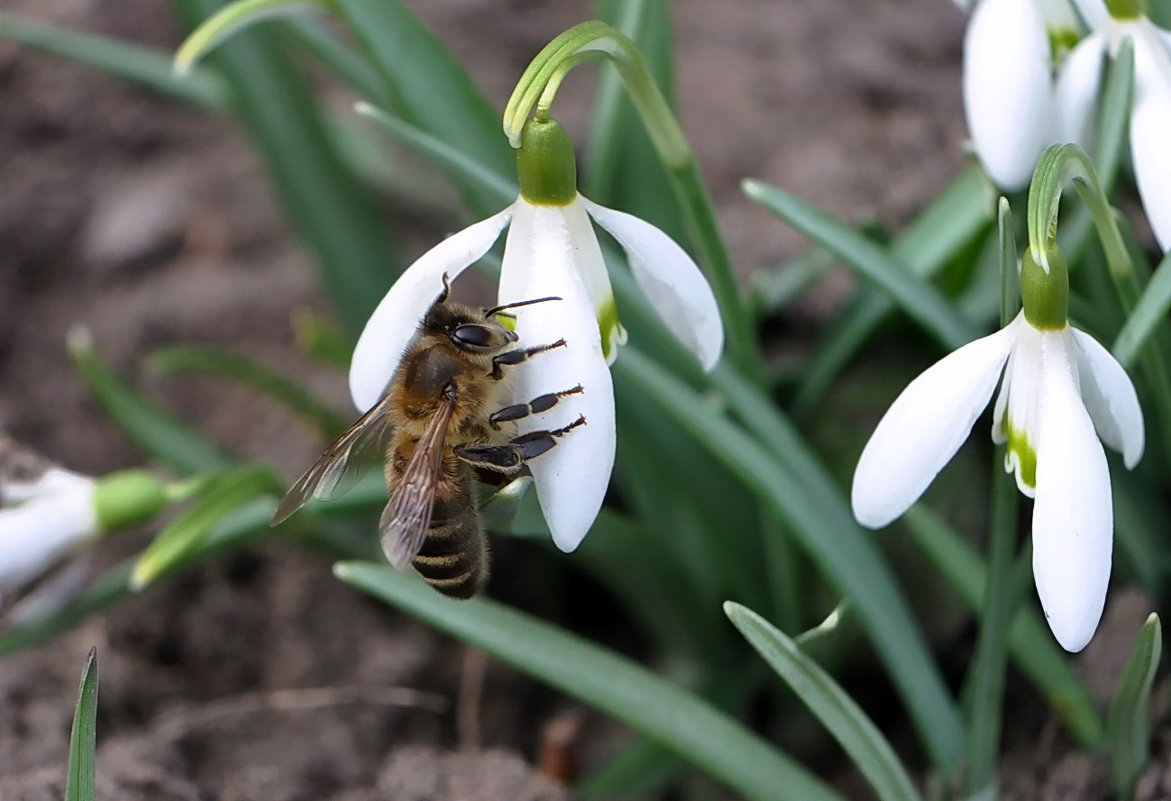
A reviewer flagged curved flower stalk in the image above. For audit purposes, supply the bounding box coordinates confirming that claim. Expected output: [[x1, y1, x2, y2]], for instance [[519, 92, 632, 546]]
[[963, 0, 1171, 249], [852, 243, 1144, 652], [349, 118, 723, 553], [0, 438, 168, 623]]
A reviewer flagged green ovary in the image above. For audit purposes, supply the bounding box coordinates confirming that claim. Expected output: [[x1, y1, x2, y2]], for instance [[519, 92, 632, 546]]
[[1002, 419, 1038, 491]]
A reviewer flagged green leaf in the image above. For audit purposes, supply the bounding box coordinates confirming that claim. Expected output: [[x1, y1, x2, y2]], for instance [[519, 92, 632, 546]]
[[792, 166, 992, 415], [961, 454, 1020, 799], [173, 0, 329, 74], [132, 466, 280, 589], [335, 561, 845, 801], [586, 0, 686, 243], [64, 648, 99, 801], [1107, 613, 1162, 800], [1094, 38, 1134, 197], [744, 179, 979, 350], [726, 602, 923, 801], [148, 345, 348, 439], [904, 505, 1104, 747], [0, 13, 227, 108], [333, 0, 514, 217], [284, 17, 388, 104], [616, 349, 965, 772], [69, 329, 234, 475], [355, 102, 516, 208], [171, 0, 401, 331], [1113, 249, 1171, 369]]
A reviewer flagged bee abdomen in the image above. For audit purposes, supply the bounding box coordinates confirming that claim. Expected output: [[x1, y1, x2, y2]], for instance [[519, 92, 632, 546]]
[[412, 516, 488, 599]]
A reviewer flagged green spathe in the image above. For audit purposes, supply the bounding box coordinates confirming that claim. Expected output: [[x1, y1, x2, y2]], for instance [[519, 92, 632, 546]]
[[93, 470, 168, 533], [1021, 247, 1069, 331], [517, 118, 577, 206]]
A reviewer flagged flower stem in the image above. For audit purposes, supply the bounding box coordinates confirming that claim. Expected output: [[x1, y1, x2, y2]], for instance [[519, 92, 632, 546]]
[[504, 21, 759, 378], [1027, 144, 1131, 282], [962, 451, 1020, 798]]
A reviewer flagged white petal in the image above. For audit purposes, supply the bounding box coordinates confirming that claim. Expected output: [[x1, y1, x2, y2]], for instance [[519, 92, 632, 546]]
[[852, 325, 1015, 528], [991, 317, 1045, 497], [581, 197, 723, 371], [1071, 328, 1145, 467], [1037, 0, 1082, 30], [501, 202, 616, 552], [1031, 331, 1112, 652], [3, 467, 93, 505], [1055, 33, 1106, 149], [964, 0, 1056, 190], [1130, 31, 1171, 251], [0, 488, 98, 596], [348, 207, 513, 412]]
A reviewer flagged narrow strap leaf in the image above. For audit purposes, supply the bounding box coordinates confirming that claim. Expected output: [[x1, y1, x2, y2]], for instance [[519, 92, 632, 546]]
[[727, 603, 924, 801]]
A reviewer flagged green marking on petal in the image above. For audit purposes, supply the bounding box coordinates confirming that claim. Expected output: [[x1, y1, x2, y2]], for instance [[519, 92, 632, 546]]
[[597, 296, 626, 363], [1048, 28, 1082, 62], [1002, 418, 1038, 491]]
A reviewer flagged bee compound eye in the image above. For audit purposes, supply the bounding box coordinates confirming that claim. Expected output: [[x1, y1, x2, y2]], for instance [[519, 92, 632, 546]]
[[453, 324, 495, 348]]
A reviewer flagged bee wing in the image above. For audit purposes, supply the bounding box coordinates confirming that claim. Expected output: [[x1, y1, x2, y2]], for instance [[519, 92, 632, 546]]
[[380, 392, 456, 569], [271, 394, 396, 525]]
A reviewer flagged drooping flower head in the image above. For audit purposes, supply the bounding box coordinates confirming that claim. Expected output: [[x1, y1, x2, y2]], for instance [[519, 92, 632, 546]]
[[349, 116, 723, 553], [962, 0, 1171, 249], [0, 437, 168, 624], [852, 163, 1144, 651]]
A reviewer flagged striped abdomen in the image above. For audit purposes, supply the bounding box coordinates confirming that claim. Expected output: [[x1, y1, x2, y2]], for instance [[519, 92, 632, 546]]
[[410, 464, 488, 599]]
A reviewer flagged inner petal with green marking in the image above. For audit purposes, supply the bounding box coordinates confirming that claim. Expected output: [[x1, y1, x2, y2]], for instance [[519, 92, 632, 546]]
[[1001, 417, 1039, 495]]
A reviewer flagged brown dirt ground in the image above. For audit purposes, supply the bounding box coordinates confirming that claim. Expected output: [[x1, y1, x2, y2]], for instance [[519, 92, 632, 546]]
[[1, 0, 1165, 799]]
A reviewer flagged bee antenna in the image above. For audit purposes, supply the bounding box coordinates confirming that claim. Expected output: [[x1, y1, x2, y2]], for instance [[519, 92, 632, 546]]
[[485, 296, 562, 318], [437, 273, 452, 304]]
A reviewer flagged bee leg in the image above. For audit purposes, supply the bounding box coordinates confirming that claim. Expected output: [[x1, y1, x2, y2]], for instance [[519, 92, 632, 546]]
[[488, 385, 583, 430], [457, 415, 586, 472], [489, 339, 566, 380]]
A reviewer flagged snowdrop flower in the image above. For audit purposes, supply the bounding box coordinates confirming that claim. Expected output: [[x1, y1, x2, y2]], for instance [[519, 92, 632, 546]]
[[349, 117, 723, 552], [852, 248, 1144, 652], [964, 0, 1171, 249], [1, 438, 168, 619], [962, 0, 1085, 190]]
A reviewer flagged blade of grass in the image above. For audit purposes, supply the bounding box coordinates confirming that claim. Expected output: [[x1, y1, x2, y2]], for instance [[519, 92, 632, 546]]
[[335, 560, 846, 801], [69, 329, 234, 474], [148, 345, 348, 439], [64, 648, 99, 801], [0, 13, 227, 108], [333, 0, 513, 217], [727, 602, 924, 801], [904, 505, 1104, 747], [171, 0, 400, 330], [1107, 613, 1162, 800], [744, 180, 979, 350], [615, 348, 965, 773]]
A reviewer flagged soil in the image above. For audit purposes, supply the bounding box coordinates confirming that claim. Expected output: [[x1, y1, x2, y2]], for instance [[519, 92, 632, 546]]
[[0, 1, 1161, 799]]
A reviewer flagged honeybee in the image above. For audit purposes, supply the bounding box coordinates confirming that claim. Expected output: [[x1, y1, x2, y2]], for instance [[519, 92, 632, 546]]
[[271, 277, 586, 598]]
